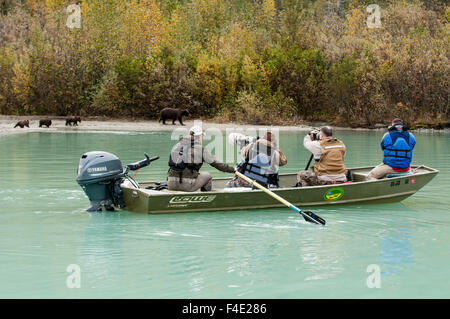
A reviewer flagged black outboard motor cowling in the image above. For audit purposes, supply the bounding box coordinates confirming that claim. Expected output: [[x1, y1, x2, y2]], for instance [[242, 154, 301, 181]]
[[76, 151, 127, 212]]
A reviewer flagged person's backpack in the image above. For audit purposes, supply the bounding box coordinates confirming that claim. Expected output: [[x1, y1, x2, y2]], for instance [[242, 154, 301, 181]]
[[169, 138, 197, 183], [169, 142, 188, 172]]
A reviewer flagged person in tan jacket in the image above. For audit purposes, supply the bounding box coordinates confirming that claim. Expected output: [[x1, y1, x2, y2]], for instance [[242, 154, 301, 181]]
[[297, 126, 347, 187], [226, 131, 287, 188]]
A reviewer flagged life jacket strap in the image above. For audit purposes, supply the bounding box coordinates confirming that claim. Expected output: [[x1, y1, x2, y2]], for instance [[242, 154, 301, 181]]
[[384, 149, 412, 160], [244, 163, 279, 186]]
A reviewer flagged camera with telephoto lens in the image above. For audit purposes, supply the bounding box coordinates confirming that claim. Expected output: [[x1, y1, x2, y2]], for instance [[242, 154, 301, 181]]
[[309, 129, 320, 141], [228, 133, 259, 149]]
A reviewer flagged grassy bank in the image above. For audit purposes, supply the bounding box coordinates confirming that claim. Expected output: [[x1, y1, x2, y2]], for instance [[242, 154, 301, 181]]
[[0, 0, 448, 128]]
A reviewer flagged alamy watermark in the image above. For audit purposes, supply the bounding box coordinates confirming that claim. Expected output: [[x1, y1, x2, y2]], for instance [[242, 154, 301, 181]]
[[169, 120, 280, 165], [66, 4, 81, 29], [366, 264, 381, 288], [66, 264, 81, 288], [366, 4, 382, 29]]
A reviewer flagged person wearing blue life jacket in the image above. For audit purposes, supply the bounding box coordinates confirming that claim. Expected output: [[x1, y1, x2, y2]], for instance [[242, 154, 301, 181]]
[[367, 118, 416, 180], [226, 131, 287, 188]]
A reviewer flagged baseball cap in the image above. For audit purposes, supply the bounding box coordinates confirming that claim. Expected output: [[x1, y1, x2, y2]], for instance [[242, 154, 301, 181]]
[[189, 125, 204, 136]]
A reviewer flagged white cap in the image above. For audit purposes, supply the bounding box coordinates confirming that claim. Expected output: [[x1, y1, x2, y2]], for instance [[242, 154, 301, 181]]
[[189, 125, 204, 136], [228, 133, 246, 145]]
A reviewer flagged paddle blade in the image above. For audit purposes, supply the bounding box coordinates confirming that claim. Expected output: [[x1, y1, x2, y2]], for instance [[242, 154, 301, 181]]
[[303, 211, 326, 226], [288, 204, 325, 226]]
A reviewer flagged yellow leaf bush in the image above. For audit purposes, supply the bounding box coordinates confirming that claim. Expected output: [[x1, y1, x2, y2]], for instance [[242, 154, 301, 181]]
[[0, 0, 448, 127]]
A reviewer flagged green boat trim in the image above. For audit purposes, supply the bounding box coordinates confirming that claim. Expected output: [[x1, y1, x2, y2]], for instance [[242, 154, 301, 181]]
[[121, 165, 439, 214]]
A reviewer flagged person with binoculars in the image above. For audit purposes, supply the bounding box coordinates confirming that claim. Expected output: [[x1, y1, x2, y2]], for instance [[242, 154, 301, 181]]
[[297, 126, 347, 187]]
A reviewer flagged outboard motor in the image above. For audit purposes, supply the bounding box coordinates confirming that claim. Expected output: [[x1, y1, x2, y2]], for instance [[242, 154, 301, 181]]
[[76, 151, 158, 212]]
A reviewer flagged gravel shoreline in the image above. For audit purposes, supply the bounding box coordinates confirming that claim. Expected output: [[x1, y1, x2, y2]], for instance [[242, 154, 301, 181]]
[[1, 115, 446, 137], [0, 115, 324, 137]]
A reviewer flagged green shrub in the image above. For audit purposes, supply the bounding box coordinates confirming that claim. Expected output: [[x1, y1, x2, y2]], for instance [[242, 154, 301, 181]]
[[0, 0, 447, 126]]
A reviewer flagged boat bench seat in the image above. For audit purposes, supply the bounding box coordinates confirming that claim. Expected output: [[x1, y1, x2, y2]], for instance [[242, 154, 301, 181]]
[[386, 171, 412, 178], [351, 172, 369, 182]]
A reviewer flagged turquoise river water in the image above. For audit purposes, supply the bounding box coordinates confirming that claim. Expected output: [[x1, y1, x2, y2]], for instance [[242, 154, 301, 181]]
[[0, 129, 449, 298]]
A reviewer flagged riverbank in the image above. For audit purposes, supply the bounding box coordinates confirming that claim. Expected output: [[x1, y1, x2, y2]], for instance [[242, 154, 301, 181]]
[[0, 115, 307, 136], [1, 115, 448, 137]]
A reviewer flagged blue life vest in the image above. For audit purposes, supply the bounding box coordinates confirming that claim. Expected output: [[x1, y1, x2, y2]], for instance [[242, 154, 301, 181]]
[[240, 143, 279, 187], [382, 130, 415, 169]]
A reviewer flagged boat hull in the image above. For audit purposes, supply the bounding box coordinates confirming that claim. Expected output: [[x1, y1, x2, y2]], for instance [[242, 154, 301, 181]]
[[121, 166, 438, 214]]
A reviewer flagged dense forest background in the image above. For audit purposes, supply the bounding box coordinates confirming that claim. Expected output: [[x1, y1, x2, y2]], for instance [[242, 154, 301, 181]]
[[0, 0, 448, 127]]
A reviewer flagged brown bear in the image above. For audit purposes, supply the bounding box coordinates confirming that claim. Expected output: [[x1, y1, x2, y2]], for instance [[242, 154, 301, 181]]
[[14, 120, 29, 128], [159, 108, 190, 125], [66, 116, 81, 126], [39, 119, 52, 128]]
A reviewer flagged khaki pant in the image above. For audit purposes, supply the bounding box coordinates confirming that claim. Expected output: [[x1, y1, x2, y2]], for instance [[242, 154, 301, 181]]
[[366, 163, 405, 181], [297, 171, 346, 187], [168, 172, 213, 192]]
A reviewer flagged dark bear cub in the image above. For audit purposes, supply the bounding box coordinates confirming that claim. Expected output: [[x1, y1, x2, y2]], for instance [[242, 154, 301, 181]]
[[159, 108, 190, 125], [14, 120, 29, 128], [39, 119, 52, 128], [66, 116, 81, 126]]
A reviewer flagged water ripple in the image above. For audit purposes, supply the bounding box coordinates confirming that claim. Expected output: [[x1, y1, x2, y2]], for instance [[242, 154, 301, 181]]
[[1, 131, 449, 298]]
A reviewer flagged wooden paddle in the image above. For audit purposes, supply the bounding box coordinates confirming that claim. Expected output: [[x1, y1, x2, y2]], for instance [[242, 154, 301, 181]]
[[235, 171, 326, 226]]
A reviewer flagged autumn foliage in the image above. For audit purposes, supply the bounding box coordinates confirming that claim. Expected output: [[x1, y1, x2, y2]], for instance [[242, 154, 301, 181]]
[[0, 0, 448, 127]]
